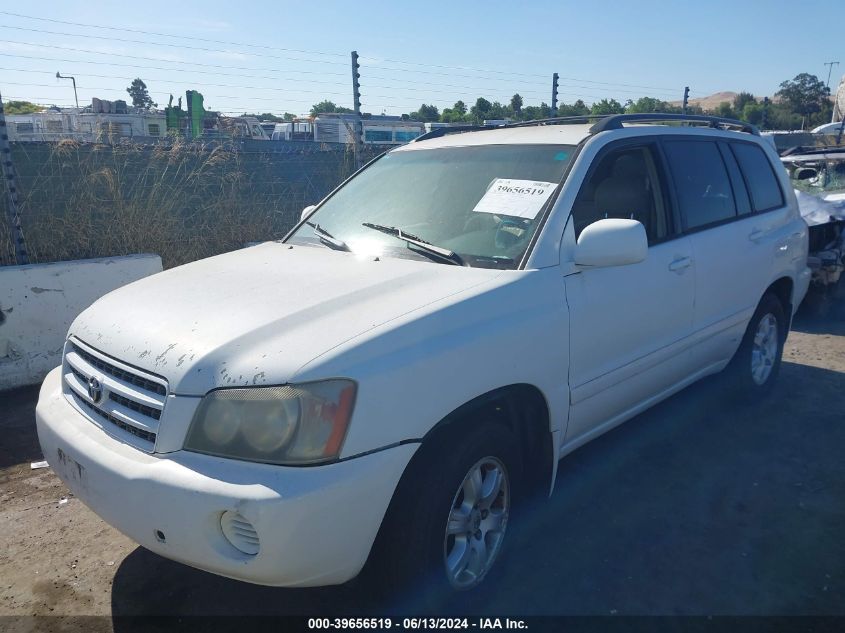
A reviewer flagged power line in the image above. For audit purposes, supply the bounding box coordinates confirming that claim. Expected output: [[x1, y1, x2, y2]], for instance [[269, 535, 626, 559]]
[[0, 33, 694, 96], [0, 10, 348, 58], [0, 25, 350, 68], [4, 67, 629, 101], [0, 40, 350, 77], [0, 57, 686, 104], [0, 10, 693, 94]]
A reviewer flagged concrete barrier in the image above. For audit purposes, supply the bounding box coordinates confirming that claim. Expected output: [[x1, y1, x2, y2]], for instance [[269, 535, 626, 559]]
[[0, 254, 162, 391]]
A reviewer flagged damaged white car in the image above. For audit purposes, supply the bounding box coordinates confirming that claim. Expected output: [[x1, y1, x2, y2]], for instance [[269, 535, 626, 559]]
[[36, 114, 809, 597], [783, 148, 845, 290]]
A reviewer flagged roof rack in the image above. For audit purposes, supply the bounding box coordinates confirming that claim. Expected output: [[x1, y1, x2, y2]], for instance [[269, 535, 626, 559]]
[[505, 114, 609, 128], [411, 123, 501, 143], [410, 112, 760, 144], [589, 113, 760, 135]]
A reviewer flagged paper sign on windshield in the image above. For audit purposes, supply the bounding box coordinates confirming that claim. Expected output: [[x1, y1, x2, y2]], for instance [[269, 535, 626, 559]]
[[472, 179, 557, 219]]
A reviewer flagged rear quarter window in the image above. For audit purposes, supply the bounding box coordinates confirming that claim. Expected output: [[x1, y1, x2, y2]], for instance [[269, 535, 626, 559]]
[[730, 142, 784, 212], [664, 140, 737, 230]]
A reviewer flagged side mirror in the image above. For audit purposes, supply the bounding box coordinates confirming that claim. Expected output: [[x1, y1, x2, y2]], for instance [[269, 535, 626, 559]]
[[301, 205, 317, 221], [574, 218, 647, 268], [795, 167, 818, 181]]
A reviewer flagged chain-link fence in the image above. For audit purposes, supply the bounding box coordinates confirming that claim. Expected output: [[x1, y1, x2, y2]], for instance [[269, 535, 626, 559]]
[[0, 140, 382, 269]]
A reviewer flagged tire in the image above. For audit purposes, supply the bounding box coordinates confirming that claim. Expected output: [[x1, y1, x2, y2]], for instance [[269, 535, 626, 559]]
[[725, 292, 787, 400], [368, 422, 518, 609]]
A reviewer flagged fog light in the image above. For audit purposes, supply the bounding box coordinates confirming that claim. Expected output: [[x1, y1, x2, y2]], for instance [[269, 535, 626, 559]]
[[220, 510, 260, 556]]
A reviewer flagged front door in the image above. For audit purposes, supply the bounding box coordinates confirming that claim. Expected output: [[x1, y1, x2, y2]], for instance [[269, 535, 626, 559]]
[[563, 142, 696, 443]]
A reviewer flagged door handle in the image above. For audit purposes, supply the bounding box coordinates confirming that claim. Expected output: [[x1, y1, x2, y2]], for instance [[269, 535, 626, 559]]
[[668, 256, 692, 272], [748, 229, 765, 242]]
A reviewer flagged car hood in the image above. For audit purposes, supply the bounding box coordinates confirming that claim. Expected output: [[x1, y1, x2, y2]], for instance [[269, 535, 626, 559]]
[[69, 242, 503, 395]]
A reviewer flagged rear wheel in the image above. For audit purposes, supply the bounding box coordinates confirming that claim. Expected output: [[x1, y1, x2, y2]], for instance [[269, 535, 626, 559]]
[[725, 292, 786, 399]]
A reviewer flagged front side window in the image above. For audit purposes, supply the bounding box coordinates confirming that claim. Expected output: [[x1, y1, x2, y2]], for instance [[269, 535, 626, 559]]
[[571, 145, 669, 244], [664, 140, 736, 230], [287, 144, 575, 268]]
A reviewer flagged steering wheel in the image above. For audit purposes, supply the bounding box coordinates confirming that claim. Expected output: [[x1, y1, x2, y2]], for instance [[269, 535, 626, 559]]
[[495, 218, 529, 250]]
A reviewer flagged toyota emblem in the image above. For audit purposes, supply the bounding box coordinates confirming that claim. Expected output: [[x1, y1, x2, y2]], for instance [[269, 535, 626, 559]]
[[87, 376, 103, 403]]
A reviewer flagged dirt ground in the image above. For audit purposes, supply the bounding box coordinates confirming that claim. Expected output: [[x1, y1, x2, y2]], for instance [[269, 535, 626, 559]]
[[1, 293, 844, 628]]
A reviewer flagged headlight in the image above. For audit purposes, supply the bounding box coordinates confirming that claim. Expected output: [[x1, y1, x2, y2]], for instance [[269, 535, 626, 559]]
[[183, 380, 356, 465]]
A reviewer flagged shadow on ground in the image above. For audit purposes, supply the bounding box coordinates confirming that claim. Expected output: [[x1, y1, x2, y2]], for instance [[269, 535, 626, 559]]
[[110, 358, 845, 618], [0, 384, 42, 470]]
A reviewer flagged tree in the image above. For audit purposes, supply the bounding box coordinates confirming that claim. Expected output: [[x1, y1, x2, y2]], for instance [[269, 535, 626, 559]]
[[126, 78, 156, 110], [469, 97, 492, 123], [521, 102, 552, 121], [733, 92, 756, 113], [590, 98, 625, 115], [510, 94, 523, 115], [439, 108, 465, 123], [440, 100, 469, 123], [557, 99, 590, 117], [310, 100, 353, 116], [243, 112, 284, 122], [485, 101, 510, 120], [4, 100, 44, 114], [741, 102, 763, 125], [714, 101, 736, 119], [776, 73, 830, 125], [409, 103, 440, 122], [283, 112, 296, 121], [625, 96, 674, 113]]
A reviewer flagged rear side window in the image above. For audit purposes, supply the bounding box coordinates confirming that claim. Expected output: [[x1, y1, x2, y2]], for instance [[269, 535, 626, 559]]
[[730, 142, 784, 212], [664, 140, 736, 230]]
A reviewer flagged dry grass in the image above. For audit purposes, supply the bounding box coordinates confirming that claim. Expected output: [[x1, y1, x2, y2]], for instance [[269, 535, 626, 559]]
[[1, 140, 361, 268]]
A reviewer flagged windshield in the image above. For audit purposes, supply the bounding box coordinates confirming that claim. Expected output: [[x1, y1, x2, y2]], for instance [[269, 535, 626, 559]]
[[788, 155, 845, 198], [286, 144, 575, 268]]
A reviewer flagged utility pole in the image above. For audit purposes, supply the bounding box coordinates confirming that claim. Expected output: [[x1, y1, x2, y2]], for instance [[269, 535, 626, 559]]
[[682, 86, 690, 114], [761, 96, 770, 130], [824, 61, 839, 91], [56, 72, 79, 110], [551, 73, 559, 117], [0, 89, 29, 265], [351, 51, 363, 170]]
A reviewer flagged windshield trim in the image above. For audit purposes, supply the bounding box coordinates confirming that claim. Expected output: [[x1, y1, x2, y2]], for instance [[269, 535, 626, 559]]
[[516, 140, 585, 270]]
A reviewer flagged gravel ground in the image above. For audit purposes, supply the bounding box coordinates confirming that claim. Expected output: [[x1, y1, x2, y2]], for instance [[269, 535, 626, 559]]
[[1, 295, 844, 627]]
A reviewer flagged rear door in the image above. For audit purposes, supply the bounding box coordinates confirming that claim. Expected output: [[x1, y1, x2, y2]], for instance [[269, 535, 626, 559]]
[[662, 137, 785, 368]]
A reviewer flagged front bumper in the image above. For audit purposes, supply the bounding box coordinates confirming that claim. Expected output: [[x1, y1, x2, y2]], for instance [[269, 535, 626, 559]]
[[35, 367, 416, 587]]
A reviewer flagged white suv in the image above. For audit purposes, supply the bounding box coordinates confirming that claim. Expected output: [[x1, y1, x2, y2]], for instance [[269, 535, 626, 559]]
[[36, 114, 810, 597]]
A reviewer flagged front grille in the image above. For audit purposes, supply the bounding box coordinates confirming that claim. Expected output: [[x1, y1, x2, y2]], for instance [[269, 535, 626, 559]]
[[63, 338, 168, 451], [74, 394, 157, 443], [73, 345, 166, 396], [109, 392, 162, 421]]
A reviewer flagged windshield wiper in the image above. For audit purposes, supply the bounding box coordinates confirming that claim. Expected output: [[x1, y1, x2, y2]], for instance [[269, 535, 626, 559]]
[[305, 221, 350, 251], [361, 222, 465, 266]]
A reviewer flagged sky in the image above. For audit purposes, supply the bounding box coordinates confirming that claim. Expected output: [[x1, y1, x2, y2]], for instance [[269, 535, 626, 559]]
[[0, 0, 842, 117]]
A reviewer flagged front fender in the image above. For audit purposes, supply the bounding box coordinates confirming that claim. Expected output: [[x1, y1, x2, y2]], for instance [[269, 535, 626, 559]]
[[292, 268, 571, 460]]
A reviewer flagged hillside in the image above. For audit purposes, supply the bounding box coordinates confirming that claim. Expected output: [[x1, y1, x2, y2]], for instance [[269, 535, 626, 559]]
[[668, 91, 738, 110]]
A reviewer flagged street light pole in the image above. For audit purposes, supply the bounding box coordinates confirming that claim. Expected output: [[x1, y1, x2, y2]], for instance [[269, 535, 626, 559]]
[[56, 72, 79, 110]]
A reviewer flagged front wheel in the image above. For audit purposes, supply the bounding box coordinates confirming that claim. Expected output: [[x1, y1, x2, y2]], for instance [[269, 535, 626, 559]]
[[725, 292, 786, 399], [370, 423, 517, 606]]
